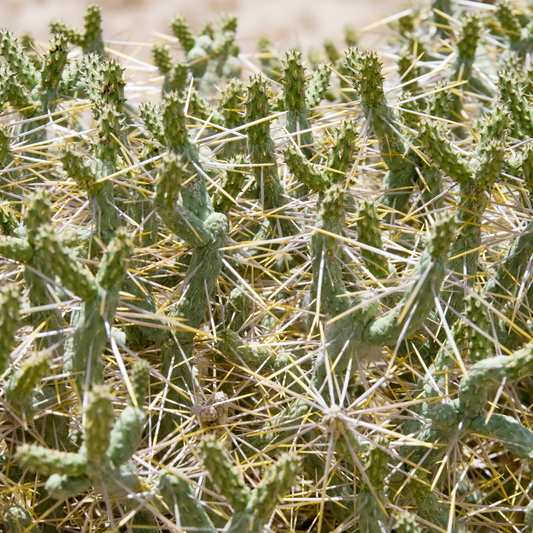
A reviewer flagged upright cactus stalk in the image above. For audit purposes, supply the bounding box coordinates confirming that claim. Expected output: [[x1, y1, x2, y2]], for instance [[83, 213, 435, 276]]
[[0, 285, 20, 374], [153, 153, 227, 436], [34, 224, 131, 388], [0, 192, 64, 355], [448, 14, 483, 124], [0, 35, 68, 151], [281, 50, 315, 159], [244, 76, 290, 227], [50, 4, 105, 55], [345, 49, 418, 219]]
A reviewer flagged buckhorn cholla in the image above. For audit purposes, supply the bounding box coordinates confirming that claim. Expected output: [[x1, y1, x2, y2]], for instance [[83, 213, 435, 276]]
[[1, 2, 533, 532]]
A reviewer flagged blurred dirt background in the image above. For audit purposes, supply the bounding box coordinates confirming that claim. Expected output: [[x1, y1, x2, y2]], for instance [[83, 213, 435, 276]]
[[0, 0, 409, 56]]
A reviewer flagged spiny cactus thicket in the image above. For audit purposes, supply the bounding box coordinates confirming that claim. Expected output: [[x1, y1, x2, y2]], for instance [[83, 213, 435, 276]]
[[2, 2, 533, 532]]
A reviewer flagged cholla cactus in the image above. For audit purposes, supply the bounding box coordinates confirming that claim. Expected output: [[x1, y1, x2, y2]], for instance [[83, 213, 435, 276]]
[[16, 360, 149, 500], [4, 2, 533, 532], [50, 4, 105, 55], [165, 12, 240, 80], [160, 436, 301, 533]]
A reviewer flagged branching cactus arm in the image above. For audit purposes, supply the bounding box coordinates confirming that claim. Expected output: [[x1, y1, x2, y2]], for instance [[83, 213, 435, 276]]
[[61, 146, 120, 245], [498, 68, 533, 139], [345, 48, 416, 216], [50, 4, 105, 55], [469, 413, 533, 459], [34, 225, 98, 302], [171, 14, 196, 53], [213, 155, 250, 213], [36, 226, 132, 386], [356, 200, 393, 280], [306, 62, 331, 109], [445, 104, 509, 312], [154, 154, 213, 247], [0, 65, 35, 116], [310, 183, 353, 319], [282, 50, 314, 158], [448, 14, 483, 122], [5, 351, 51, 416], [356, 439, 389, 533], [107, 360, 149, 466], [363, 213, 456, 346], [16, 445, 88, 477], [0, 192, 64, 355], [199, 435, 251, 511], [417, 118, 471, 184], [485, 220, 533, 305], [0, 29, 39, 89], [0, 285, 20, 374], [16, 364, 147, 501], [160, 91, 214, 219], [239, 453, 301, 533], [284, 145, 327, 191], [459, 345, 533, 418], [159, 470, 216, 533], [0, 236, 34, 263], [244, 75, 290, 221]]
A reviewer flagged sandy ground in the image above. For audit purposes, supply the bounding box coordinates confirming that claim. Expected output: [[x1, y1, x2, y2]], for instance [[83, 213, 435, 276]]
[[1, 0, 408, 55]]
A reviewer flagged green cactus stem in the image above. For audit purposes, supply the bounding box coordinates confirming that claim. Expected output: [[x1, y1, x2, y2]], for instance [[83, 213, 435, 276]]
[[16, 361, 148, 500], [171, 14, 213, 78], [217, 329, 294, 373], [0, 192, 64, 355], [221, 287, 252, 332], [459, 345, 533, 418], [445, 105, 509, 314], [152, 43, 189, 95], [0, 35, 69, 151], [217, 79, 246, 158], [34, 225, 131, 388], [448, 14, 483, 124], [356, 439, 389, 533], [345, 48, 417, 219], [213, 155, 250, 213], [1, 505, 42, 533], [5, 351, 51, 418], [0, 30, 39, 90], [160, 436, 301, 533], [499, 68, 533, 139], [154, 153, 227, 435], [244, 74, 295, 237], [61, 147, 120, 246], [50, 4, 105, 55], [356, 200, 395, 280], [0, 285, 21, 375], [362, 212, 456, 346], [281, 50, 315, 160], [306, 62, 331, 109]]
